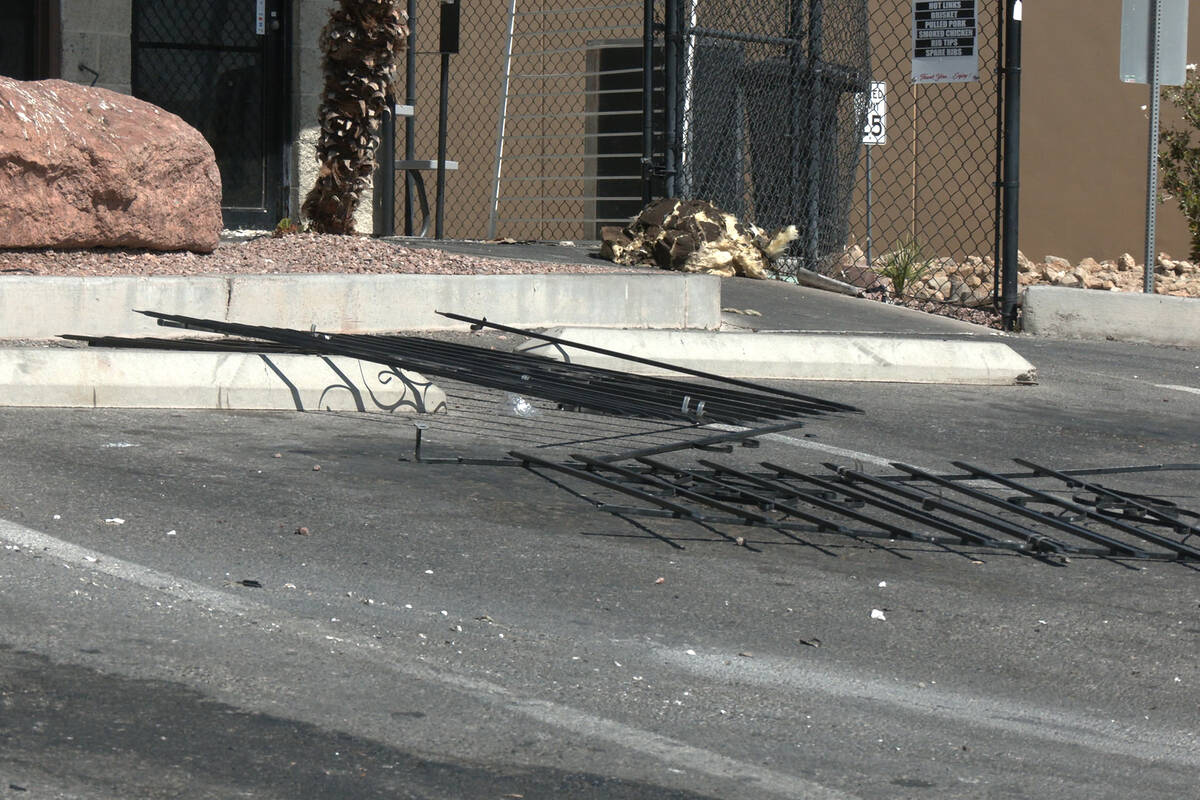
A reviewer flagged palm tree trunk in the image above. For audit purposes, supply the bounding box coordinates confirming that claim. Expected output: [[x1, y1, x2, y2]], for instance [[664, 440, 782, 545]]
[[302, 0, 408, 234]]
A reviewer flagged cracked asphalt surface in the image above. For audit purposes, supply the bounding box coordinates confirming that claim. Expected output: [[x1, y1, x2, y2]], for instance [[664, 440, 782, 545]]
[[1, 330, 1198, 799]]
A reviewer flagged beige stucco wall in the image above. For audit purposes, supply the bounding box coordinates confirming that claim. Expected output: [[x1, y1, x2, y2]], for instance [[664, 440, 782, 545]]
[[1020, 3, 1199, 263], [60, 0, 131, 95], [856, 2, 1198, 266]]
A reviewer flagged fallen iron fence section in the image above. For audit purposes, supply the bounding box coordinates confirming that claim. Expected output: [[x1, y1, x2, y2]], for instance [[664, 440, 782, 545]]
[[71, 312, 1200, 564], [127, 310, 856, 425], [513, 454, 1200, 562]]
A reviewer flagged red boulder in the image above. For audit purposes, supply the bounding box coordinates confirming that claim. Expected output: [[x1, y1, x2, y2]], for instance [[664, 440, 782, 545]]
[[0, 77, 222, 252]]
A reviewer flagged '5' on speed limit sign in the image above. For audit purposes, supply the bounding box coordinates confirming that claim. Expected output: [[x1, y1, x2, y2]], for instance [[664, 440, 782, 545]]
[[861, 81, 886, 145]]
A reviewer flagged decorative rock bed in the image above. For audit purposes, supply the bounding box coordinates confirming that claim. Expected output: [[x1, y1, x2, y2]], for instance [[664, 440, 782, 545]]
[[834, 245, 1200, 307]]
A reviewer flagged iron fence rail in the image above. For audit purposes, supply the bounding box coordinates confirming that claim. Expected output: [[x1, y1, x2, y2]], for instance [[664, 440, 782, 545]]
[[128, 310, 855, 425]]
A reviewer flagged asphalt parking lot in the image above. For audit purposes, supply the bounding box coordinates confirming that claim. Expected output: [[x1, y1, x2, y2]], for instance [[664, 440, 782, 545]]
[[1, 328, 1198, 799]]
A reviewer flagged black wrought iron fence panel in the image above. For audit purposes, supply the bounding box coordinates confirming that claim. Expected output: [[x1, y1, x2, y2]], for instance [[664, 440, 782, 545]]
[[656, 0, 871, 273], [848, 0, 1003, 306]]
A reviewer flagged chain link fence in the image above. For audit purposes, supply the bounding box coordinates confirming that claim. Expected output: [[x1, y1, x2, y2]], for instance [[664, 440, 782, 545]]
[[397, 0, 650, 241], [847, 1, 1003, 305], [395, 0, 873, 249], [395, 0, 492, 239], [393, 0, 1002, 297]]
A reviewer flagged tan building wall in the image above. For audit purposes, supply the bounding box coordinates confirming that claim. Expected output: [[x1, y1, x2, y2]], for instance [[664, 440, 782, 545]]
[[1020, 2, 1198, 263], [858, 1, 1199, 266]]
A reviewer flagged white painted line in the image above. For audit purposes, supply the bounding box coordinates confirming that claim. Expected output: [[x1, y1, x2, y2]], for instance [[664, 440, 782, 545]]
[[655, 648, 1200, 768], [706, 423, 916, 470], [0, 516, 856, 800], [1154, 383, 1200, 396]]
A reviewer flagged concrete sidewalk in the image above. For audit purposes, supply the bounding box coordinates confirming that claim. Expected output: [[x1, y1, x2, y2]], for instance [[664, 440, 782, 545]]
[[0, 238, 1041, 410], [402, 239, 1200, 345], [519, 328, 1036, 384], [0, 348, 446, 412]]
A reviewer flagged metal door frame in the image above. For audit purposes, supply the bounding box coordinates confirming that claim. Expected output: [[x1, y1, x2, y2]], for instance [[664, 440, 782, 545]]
[[131, 0, 292, 230]]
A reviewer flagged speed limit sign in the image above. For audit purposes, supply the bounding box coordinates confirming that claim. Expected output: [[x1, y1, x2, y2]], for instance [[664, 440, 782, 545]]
[[861, 81, 886, 145]]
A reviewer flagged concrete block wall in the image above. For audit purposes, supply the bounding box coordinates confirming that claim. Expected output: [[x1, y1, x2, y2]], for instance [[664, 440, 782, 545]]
[[293, 0, 376, 234], [60, 0, 132, 95]]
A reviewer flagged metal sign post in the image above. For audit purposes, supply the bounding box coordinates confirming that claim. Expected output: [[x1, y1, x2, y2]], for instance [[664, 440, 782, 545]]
[[1145, 0, 1162, 294], [860, 81, 887, 267], [435, 0, 460, 239], [1121, 0, 1189, 293]]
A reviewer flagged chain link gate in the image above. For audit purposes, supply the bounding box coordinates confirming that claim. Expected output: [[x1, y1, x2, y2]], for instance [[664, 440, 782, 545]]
[[651, 0, 871, 272], [650, 0, 1003, 283]]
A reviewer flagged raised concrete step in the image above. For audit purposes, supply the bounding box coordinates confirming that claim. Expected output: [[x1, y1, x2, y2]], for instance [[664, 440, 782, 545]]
[[1022, 286, 1200, 346], [0, 348, 446, 411], [518, 328, 1038, 385], [0, 272, 720, 339]]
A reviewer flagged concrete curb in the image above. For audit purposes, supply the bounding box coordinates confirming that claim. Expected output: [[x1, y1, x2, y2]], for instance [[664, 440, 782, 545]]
[[0, 348, 446, 411], [1022, 286, 1200, 346], [0, 272, 721, 339], [518, 328, 1038, 385]]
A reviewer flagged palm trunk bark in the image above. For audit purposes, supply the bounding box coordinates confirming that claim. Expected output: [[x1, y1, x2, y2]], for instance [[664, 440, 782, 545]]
[[302, 0, 408, 234]]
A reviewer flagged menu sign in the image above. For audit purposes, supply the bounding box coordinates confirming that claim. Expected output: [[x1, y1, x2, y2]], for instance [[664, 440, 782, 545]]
[[912, 0, 979, 83]]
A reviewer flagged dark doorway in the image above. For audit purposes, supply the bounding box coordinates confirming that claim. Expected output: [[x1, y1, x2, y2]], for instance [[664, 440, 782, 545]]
[[132, 0, 292, 229], [0, 0, 59, 80], [585, 40, 665, 240]]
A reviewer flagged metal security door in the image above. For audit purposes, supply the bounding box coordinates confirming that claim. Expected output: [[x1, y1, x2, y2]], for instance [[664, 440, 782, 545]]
[[132, 0, 291, 229]]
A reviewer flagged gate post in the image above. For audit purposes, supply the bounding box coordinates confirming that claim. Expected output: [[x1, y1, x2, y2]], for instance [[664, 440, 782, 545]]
[[1000, 0, 1023, 331]]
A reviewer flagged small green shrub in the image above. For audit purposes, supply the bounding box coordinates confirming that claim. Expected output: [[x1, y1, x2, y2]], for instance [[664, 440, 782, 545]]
[[273, 217, 305, 237], [875, 236, 933, 298], [1160, 65, 1200, 262]]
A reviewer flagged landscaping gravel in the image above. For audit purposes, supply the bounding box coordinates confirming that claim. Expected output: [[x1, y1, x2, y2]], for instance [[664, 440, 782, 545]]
[[0, 232, 626, 277], [0, 231, 1005, 329]]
